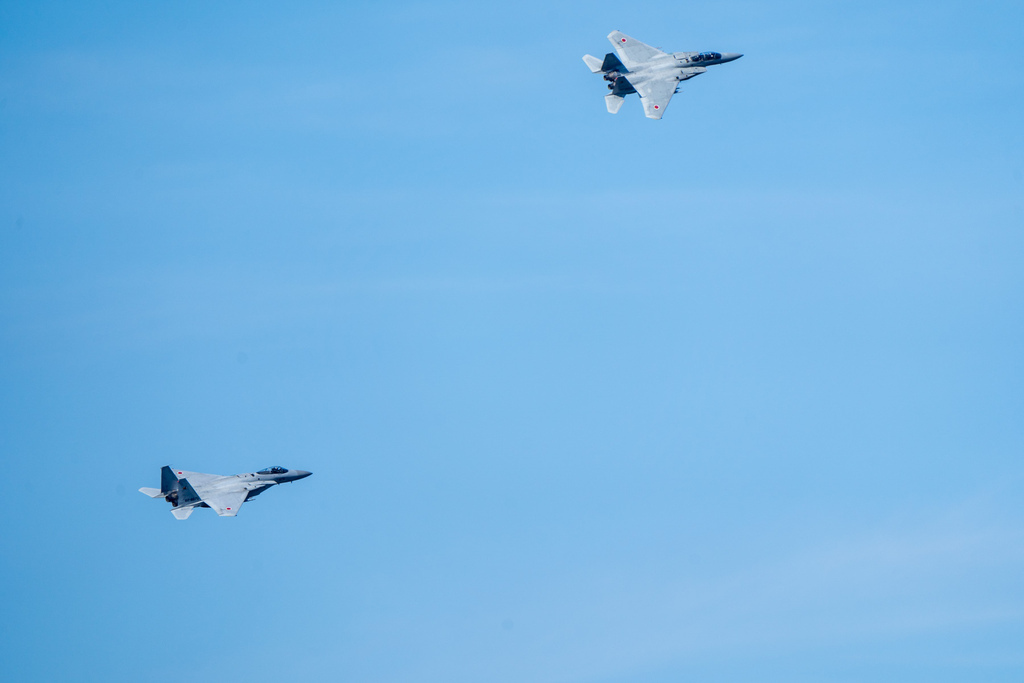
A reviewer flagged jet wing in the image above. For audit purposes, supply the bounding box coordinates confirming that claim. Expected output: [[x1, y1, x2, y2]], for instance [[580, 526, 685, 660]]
[[173, 468, 245, 514], [170, 468, 220, 486], [632, 77, 677, 120], [199, 489, 248, 517], [608, 31, 666, 68]]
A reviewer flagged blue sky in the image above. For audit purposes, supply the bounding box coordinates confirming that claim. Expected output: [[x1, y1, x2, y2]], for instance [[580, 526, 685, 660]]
[[1, 1, 1023, 681]]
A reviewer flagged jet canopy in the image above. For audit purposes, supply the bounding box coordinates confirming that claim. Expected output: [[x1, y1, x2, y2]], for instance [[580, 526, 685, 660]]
[[258, 466, 288, 474], [691, 52, 722, 62]]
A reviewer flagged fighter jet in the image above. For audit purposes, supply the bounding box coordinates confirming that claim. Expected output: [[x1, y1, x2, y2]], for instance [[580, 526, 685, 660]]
[[139, 465, 312, 519], [583, 30, 742, 119]]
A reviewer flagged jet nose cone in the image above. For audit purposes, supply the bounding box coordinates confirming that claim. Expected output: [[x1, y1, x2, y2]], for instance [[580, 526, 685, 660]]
[[293, 470, 312, 480], [722, 53, 743, 62]]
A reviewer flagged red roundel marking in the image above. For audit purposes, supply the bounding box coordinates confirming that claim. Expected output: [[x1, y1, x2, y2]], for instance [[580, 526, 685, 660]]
[[621, 38, 626, 42], [177, 471, 182, 474], [227, 507, 231, 510], [654, 105, 660, 109]]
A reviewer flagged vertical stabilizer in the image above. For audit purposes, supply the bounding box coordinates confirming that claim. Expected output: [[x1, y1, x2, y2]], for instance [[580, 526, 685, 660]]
[[605, 94, 625, 114], [177, 478, 202, 507], [168, 478, 202, 519], [601, 53, 626, 73], [160, 466, 178, 494]]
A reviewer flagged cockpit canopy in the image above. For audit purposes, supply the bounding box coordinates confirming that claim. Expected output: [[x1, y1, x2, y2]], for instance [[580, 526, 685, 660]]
[[258, 466, 288, 474], [691, 52, 722, 62]]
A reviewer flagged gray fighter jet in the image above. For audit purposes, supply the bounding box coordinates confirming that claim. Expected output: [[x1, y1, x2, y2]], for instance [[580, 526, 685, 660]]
[[583, 30, 742, 119], [140, 465, 312, 519]]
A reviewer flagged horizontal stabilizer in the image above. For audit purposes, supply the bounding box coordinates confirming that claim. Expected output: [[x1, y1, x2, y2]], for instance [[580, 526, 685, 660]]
[[139, 487, 163, 498], [605, 94, 625, 114], [171, 506, 195, 520], [582, 54, 603, 73]]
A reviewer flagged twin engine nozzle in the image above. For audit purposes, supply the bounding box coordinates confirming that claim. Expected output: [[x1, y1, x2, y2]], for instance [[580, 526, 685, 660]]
[[604, 72, 624, 90]]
